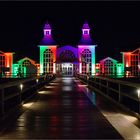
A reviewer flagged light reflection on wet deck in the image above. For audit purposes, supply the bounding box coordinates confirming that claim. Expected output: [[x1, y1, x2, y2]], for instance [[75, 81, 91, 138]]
[[0, 77, 123, 139]]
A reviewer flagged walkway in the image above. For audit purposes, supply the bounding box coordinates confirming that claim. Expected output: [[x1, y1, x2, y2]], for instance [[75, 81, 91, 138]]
[[0, 77, 122, 139]]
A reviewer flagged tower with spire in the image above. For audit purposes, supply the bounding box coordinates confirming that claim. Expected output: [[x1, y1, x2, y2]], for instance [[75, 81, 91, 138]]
[[38, 21, 57, 74], [78, 21, 97, 75], [79, 21, 93, 45], [38, 20, 97, 76], [43, 21, 51, 36], [40, 22, 56, 45], [82, 21, 90, 35]]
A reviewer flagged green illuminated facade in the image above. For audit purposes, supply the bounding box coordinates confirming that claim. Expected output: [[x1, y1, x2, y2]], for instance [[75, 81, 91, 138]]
[[13, 57, 39, 78], [99, 57, 124, 78]]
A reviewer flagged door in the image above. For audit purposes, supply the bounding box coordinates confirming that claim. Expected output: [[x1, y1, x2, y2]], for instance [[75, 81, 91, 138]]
[[62, 63, 73, 76]]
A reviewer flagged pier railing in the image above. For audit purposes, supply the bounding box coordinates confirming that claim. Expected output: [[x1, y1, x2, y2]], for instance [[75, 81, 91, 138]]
[[76, 74, 140, 115], [0, 74, 55, 119]]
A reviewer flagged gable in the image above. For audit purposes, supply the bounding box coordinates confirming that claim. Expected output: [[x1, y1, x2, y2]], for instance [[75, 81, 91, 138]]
[[100, 57, 118, 63], [18, 57, 36, 65], [131, 48, 140, 54]]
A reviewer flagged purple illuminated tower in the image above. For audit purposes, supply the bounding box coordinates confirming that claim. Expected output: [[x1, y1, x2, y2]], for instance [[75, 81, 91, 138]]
[[40, 22, 56, 45], [38, 21, 57, 74], [78, 21, 96, 75], [44, 22, 51, 36], [79, 21, 93, 45], [82, 21, 90, 35]]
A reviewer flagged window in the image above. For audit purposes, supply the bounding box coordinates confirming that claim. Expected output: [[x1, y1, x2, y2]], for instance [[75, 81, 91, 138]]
[[43, 49, 54, 74], [22, 60, 31, 66], [84, 30, 88, 35], [81, 49, 92, 75], [103, 60, 116, 76], [46, 31, 50, 35]]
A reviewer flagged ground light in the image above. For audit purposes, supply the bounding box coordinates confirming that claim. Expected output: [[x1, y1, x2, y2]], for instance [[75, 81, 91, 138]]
[[20, 84, 23, 91], [22, 102, 33, 108], [36, 79, 39, 83]]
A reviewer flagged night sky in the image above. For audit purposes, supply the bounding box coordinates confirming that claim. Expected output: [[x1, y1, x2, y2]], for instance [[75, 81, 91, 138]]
[[1, 1, 140, 63]]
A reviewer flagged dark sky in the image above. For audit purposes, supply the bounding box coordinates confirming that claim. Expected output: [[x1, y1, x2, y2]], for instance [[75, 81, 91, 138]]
[[0, 1, 140, 62]]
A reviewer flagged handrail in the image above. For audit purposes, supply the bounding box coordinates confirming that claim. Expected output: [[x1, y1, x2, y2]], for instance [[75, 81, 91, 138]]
[[0, 74, 55, 117], [77, 74, 140, 88], [76, 74, 140, 115], [0, 76, 45, 89], [93, 75, 140, 88]]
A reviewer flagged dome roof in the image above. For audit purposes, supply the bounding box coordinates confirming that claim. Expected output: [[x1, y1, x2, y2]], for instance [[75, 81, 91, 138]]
[[82, 21, 90, 29], [44, 22, 51, 29]]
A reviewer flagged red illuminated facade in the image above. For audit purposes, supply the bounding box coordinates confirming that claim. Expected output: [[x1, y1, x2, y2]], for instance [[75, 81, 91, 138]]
[[122, 48, 140, 77], [0, 51, 14, 77]]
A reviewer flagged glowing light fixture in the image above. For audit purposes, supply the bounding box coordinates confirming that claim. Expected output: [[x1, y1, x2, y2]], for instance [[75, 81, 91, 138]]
[[38, 90, 52, 94], [44, 85, 54, 89], [36, 79, 39, 83], [20, 84, 23, 91], [137, 89, 140, 113], [138, 89, 140, 98], [22, 102, 33, 108]]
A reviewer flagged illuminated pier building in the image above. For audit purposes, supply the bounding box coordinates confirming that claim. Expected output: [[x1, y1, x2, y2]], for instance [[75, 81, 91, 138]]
[[122, 47, 140, 77], [0, 51, 14, 77], [2, 21, 140, 78], [98, 57, 124, 77], [38, 21, 97, 76], [13, 57, 40, 78]]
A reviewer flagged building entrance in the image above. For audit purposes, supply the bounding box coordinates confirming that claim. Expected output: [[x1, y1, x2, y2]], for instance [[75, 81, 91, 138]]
[[61, 63, 73, 76]]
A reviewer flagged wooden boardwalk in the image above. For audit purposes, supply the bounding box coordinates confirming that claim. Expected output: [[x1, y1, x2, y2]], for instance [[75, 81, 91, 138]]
[[0, 77, 122, 139]]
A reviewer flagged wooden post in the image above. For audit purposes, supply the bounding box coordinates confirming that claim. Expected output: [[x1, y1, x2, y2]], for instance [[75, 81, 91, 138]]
[[118, 83, 121, 103], [1, 89, 5, 115], [99, 78, 101, 90], [106, 81, 109, 95]]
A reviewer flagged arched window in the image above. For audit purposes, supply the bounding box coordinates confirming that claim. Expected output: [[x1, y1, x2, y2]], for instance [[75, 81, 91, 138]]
[[22, 60, 31, 67], [104, 60, 114, 75], [59, 50, 76, 62], [81, 49, 92, 74], [43, 49, 54, 74]]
